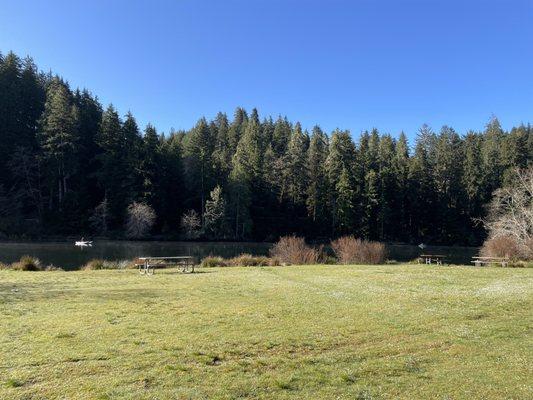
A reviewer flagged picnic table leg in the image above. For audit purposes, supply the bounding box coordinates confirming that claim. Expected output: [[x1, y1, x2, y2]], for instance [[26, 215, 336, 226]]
[[142, 260, 147, 274]]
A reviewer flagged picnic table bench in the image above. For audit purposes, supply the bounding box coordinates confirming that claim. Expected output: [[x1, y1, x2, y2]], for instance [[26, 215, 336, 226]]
[[471, 256, 509, 267], [136, 256, 195, 275], [418, 254, 445, 265]]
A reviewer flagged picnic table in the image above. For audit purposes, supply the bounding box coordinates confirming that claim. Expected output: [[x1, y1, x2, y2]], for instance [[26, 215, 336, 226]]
[[137, 256, 195, 275], [471, 256, 509, 267], [418, 254, 445, 265]]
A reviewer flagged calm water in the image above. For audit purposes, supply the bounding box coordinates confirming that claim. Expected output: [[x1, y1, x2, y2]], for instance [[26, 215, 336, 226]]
[[0, 240, 479, 270]]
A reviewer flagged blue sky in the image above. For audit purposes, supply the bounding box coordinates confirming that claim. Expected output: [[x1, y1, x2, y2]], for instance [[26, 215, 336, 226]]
[[1, 0, 532, 140]]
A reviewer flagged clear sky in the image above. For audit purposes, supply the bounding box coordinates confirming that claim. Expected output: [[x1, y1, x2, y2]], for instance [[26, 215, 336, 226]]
[[1, 0, 532, 139]]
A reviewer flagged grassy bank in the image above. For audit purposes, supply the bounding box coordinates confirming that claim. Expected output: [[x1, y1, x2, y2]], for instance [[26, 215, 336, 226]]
[[1, 265, 531, 399]]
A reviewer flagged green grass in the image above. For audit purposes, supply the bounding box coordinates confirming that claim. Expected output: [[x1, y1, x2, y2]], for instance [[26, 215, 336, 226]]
[[0, 264, 531, 399]]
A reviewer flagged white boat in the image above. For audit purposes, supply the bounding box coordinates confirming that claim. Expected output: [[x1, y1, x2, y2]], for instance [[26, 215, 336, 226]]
[[75, 240, 93, 247]]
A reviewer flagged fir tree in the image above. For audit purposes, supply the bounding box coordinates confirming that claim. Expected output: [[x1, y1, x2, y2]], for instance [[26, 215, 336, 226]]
[[306, 126, 329, 227], [38, 78, 79, 207]]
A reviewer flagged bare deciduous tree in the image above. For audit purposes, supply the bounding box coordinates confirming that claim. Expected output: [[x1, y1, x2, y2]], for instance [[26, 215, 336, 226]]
[[126, 202, 156, 239], [180, 209, 201, 239], [482, 167, 533, 260]]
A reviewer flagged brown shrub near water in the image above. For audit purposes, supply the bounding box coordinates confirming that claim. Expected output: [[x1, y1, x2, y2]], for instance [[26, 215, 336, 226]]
[[331, 236, 386, 265], [200, 254, 279, 267], [201, 256, 228, 268], [83, 259, 131, 270], [270, 236, 323, 265], [83, 259, 106, 270], [229, 254, 274, 267], [11, 255, 43, 271], [480, 235, 522, 260]]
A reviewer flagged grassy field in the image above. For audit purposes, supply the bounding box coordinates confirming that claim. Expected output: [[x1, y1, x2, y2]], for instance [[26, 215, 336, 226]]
[[0, 265, 531, 399]]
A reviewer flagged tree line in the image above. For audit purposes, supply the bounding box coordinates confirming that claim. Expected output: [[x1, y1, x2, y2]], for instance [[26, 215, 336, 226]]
[[0, 51, 531, 244]]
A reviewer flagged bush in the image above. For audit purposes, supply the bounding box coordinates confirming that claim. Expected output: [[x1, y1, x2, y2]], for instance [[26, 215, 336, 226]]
[[83, 259, 106, 270], [270, 236, 323, 265], [83, 259, 130, 270], [200, 254, 280, 268], [11, 256, 43, 271], [480, 235, 522, 260], [331, 236, 386, 265], [201, 256, 228, 268], [506, 260, 533, 268], [228, 254, 273, 267]]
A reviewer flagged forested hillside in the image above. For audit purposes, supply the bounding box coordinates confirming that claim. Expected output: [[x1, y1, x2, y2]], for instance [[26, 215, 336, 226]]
[[0, 51, 531, 244]]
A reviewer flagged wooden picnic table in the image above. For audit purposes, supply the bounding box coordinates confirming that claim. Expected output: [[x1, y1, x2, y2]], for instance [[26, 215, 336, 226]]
[[137, 256, 195, 275], [418, 254, 446, 265], [471, 256, 509, 267]]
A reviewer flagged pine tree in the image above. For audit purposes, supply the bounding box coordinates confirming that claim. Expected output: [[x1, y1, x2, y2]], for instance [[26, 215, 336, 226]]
[[326, 130, 359, 235], [272, 116, 292, 156], [38, 78, 79, 208], [285, 122, 309, 206], [408, 125, 437, 241], [377, 134, 396, 240], [335, 167, 357, 234], [501, 125, 529, 184], [73, 89, 103, 226], [184, 117, 216, 220], [140, 124, 160, 207], [433, 126, 464, 242], [481, 116, 504, 197], [462, 131, 484, 244], [392, 132, 410, 240], [0, 52, 23, 184], [122, 112, 143, 200], [96, 105, 126, 226], [228, 109, 262, 238], [212, 112, 232, 183], [228, 107, 248, 154], [306, 126, 329, 228]]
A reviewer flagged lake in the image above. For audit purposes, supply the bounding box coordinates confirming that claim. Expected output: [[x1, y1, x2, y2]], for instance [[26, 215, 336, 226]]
[[0, 241, 479, 270]]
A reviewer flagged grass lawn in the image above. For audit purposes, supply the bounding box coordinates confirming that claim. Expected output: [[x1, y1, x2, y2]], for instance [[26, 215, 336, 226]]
[[0, 264, 532, 399]]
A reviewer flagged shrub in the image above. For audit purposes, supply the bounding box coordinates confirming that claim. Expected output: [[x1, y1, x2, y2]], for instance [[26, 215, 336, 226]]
[[228, 254, 272, 267], [270, 236, 323, 265], [331, 236, 386, 265], [0, 262, 9, 270], [200, 255, 280, 268], [201, 256, 228, 268], [506, 260, 532, 268], [83, 259, 130, 270], [83, 259, 106, 270], [11, 255, 43, 271], [480, 235, 522, 260]]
